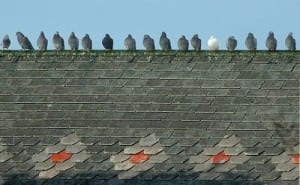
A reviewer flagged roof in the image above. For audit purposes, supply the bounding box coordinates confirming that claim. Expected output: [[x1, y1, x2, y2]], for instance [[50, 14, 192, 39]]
[[0, 50, 299, 185]]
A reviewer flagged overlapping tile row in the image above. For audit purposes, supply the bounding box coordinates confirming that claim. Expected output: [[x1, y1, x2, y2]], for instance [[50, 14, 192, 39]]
[[0, 51, 299, 184]]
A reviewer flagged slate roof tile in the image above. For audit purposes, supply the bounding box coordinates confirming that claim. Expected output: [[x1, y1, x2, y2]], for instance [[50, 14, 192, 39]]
[[0, 51, 299, 184]]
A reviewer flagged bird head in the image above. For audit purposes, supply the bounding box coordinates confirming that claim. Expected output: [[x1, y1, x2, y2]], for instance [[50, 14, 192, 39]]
[[161, 32, 167, 37]]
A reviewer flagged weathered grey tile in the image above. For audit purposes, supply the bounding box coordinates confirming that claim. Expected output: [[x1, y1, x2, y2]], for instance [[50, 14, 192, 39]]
[[54, 160, 76, 171], [139, 134, 159, 147], [114, 160, 135, 171], [65, 143, 86, 154], [244, 148, 264, 156], [224, 144, 244, 155], [118, 169, 139, 179], [235, 163, 255, 172], [124, 144, 143, 154], [148, 151, 169, 163], [254, 163, 275, 172], [271, 153, 291, 164], [110, 154, 130, 163], [189, 154, 209, 164], [249, 155, 271, 164], [143, 143, 163, 155], [153, 162, 174, 172], [260, 171, 281, 181], [217, 134, 240, 147], [193, 161, 214, 172], [35, 160, 55, 171], [32, 151, 51, 162], [275, 163, 296, 172], [281, 169, 300, 180], [38, 168, 59, 179], [70, 151, 91, 162], [132, 161, 154, 171], [60, 133, 80, 145], [163, 143, 183, 155], [265, 147, 284, 156], [212, 163, 235, 172], [203, 147, 224, 155], [230, 153, 249, 164], [45, 143, 65, 154], [0, 151, 13, 162]]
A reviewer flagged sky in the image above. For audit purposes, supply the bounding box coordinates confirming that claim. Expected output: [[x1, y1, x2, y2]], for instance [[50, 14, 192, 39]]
[[0, 0, 299, 50]]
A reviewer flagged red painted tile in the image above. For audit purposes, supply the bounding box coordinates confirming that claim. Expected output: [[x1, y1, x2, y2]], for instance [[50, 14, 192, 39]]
[[51, 150, 72, 163], [210, 151, 231, 164], [291, 154, 300, 164], [130, 151, 150, 164]]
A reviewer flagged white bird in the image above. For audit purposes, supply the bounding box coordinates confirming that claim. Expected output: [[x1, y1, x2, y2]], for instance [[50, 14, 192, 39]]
[[208, 36, 219, 51]]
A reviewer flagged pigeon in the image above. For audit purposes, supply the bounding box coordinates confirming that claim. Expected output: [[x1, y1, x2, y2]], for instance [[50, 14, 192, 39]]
[[68, 32, 79, 51], [16, 32, 34, 50], [160, 32, 171, 50], [191, 34, 201, 51], [226, 36, 237, 51], [124, 34, 136, 50], [208, 36, 219, 51], [102, 34, 113, 50], [53, 32, 64, 50], [178, 35, 189, 51], [143, 34, 155, 50], [2, 35, 11, 49], [245, 33, 257, 51], [37, 31, 48, 51], [266, 31, 277, 51], [285, 32, 296, 51], [81, 34, 92, 51]]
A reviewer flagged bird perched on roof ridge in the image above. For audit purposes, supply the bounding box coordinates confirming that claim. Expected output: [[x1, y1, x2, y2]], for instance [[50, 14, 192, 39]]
[[159, 32, 171, 50], [191, 34, 201, 51], [245, 33, 257, 51], [37, 31, 48, 51], [178, 35, 189, 51], [16, 32, 34, 50], [208, 36, 219, 51], [53, 32, 64, 51], [82, 34, 92, 51], [124, 34, 136, 50], [226, 36, 237, 51], [266, 31, 277, 51], [68, 32, 79, 51], [285, 32, 296, 51], [143, 34, 155, 50], [102, 34, 113, 50], [2, 35, 11, 49]]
